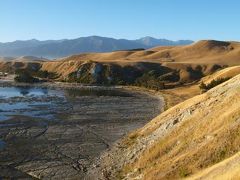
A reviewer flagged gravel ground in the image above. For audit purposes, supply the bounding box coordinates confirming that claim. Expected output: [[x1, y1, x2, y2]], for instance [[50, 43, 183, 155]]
[[0, 84, 163, 179]]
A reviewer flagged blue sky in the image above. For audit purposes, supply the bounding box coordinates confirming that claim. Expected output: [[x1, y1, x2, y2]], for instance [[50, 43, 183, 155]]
[[0, 0, 239, 42]]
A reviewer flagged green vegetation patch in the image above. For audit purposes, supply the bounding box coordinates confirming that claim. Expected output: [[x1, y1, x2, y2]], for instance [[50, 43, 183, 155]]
[[199, 77, 231, 92], [14, 70, 39, 83]]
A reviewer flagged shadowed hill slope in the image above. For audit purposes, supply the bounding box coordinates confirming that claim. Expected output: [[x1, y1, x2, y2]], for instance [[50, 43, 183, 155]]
[[0, 40, 239, 85], [39, 40, 240, 78], [38, 40, 240, 84]]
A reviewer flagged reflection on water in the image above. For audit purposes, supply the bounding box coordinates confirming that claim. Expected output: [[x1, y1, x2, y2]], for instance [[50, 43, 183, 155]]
[[0, 140, 6, 150], [0, 86, 133, 121], [0, 102, 29, 111], [0, 86, 50, 98], [0, 115, 10, 121], [0, 86, 66, 121]]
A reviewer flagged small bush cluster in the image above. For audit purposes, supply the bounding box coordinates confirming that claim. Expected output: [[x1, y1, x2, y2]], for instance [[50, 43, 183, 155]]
[[33, 70, 58, 79], [68, 72, 94, 84], [68, 68, 168, 90], [135, 70, 165, 90], [199, 77, 230, 91], [14, 69, 58, 83], [14, 71, 39, 83], [179, 168, 191, 178]]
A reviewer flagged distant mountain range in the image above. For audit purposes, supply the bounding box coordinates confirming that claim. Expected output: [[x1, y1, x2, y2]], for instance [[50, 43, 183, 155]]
[[0, 36, 193, 59]]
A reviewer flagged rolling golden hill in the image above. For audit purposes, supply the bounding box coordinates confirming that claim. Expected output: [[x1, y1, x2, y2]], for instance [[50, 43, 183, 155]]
[[39, 40, 240, 78], [1, 40, 240, 179], [92, 68, 240, 179], [0, 40, 240, 83]]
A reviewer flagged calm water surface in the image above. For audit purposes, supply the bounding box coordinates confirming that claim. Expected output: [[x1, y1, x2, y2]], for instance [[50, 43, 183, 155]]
[[0, 86, 132, 121]]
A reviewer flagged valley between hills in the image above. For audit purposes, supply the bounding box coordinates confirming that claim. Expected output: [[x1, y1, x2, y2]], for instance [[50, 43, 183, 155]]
[[0, 40, 240, 179]]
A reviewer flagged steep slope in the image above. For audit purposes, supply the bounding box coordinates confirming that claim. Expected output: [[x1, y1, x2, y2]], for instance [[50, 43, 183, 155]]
[[189, 152, 240, 180], [202, 65, 240, 84], [160, 65, 240, 110], [94, 74, 240, 179]]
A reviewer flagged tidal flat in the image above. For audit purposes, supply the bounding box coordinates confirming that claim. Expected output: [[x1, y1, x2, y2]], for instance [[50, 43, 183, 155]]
[[0, 85, 163, 179]]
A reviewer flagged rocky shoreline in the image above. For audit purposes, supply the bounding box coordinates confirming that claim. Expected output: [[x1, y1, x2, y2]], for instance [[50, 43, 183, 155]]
[[0, 81, 164, 179]]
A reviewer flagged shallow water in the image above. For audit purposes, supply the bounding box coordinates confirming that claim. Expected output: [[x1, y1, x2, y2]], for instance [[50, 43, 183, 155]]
[[0, 85, 163, 179], [0, 86, 64, 121], [0, 140, 5, 150], [0, 86, 133, 121], [0, 86, 57, 98]]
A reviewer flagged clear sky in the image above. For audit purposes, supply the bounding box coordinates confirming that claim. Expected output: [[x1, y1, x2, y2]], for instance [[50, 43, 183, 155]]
[[0, 0, 239, 42]]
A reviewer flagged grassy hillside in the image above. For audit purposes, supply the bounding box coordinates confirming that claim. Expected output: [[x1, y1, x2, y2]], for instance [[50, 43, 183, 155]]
[[1, 40, 240, 179], [92, 71, 240, 179], [39, 40, 240, 83], [1, 40, 240, 85], [48, 40, 240, 64]]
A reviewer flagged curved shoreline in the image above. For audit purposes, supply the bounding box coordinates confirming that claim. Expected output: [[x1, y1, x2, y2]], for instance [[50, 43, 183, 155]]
[[0, 81, 165, 179], [0, 80, 165, 110]]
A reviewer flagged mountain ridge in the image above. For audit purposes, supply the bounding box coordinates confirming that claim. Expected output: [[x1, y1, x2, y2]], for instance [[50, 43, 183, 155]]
[[0, 36, 193, 59]]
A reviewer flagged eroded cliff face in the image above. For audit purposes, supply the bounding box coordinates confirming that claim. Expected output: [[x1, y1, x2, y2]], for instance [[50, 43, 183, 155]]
[[40, 61, 227, 90], [89, 74, 240, 180], [0, 58, 228, 92]]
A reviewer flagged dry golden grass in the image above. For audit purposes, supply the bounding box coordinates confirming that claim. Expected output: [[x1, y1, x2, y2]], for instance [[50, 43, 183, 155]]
[[188, 152, 240, 180], [102, 74, 240, 180], [1, 41, 240, 179], [146, 40, 240, 65], [159, 84, 200, 110], [39, 40, 240, 77], [202, 65, 240, 84], [1, 40, 240, 81]]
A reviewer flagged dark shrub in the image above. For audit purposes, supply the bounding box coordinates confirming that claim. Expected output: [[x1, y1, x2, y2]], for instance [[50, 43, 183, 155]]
[[33, 70, 58, 79], [135, 71, 165, 90], [14, 71, 39, 83], [199, 77, 230, 91]]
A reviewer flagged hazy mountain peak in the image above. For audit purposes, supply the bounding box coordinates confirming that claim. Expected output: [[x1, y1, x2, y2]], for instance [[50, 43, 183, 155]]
[[0, 36, 194, 59]]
